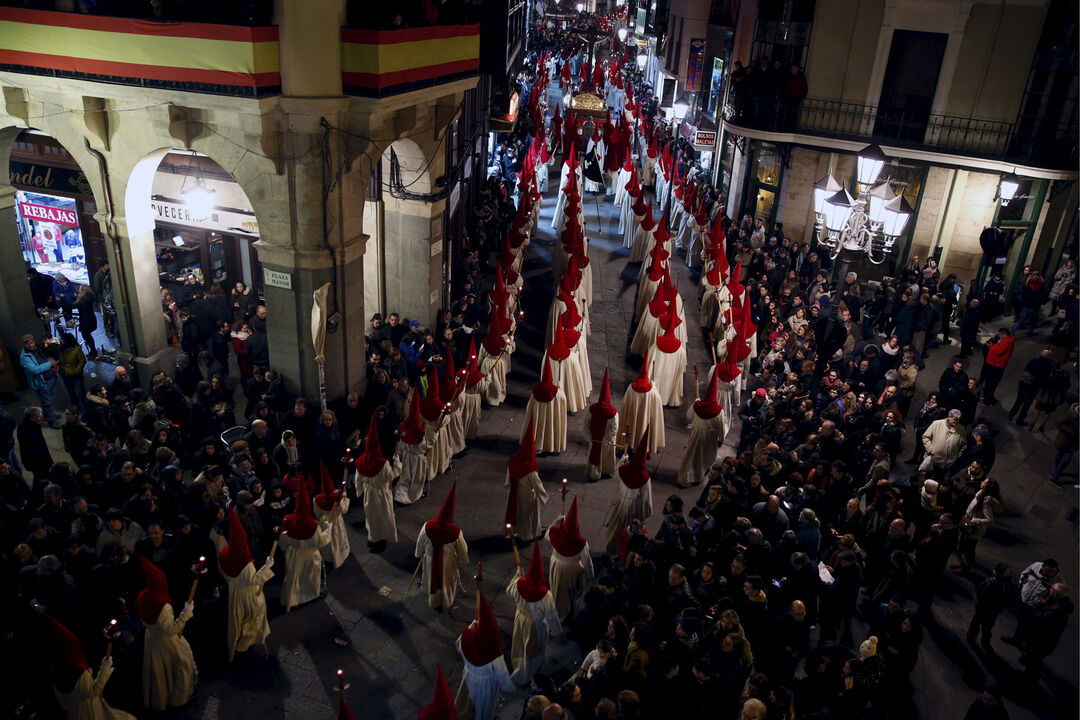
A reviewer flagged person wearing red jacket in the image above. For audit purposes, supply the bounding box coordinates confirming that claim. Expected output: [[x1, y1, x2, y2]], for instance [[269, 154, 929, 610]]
[[980, 328, 1015, 406]]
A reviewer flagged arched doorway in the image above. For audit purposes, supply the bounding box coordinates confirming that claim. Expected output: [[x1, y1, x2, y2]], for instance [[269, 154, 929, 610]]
[[125, 148, 266, 378], [4, 129, 116, 356]]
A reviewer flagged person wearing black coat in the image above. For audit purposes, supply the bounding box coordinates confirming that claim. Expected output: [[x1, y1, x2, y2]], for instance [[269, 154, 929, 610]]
[[1008, 349, 1052, 425], [16, 407, 53, 481], [963, 685, 1010, 720], [966, 563, 1011, 652]]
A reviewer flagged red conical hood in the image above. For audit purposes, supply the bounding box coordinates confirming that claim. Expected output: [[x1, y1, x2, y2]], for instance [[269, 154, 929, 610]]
[[356, 414, 387, 477], [282, 477, 317, 540], [517, 541, 549, 602], [623, 148, 633, 171], [338, 694, 357, 720], [136, 556, 171, 625], [639, 203, 656, 231], [717, 357, 742, 383], [440, 351, 458, 404], [461, 590, 503, 666], [727, 260, 745, 300], [532, 357, 559, 402], [694, 366, 722, 419], [619, 428, 651, 489], [631, 351, 653, 393], [417, 663, 459, 720], [315, 460, 339, 511], [655, 305, 683, 353], [549, 496, 586, 557], [508, 418, 538, 481], [218, 507, 254, 578], [706, 261, 721, 287], [631, 190, 648, 216], [648, 278, 669, 318], [736, 293, 757, 338], [547, 323, 571, 362], [47, 614, 90, 694], [561, 307, 582, 348], [424, 481, 460, 550], [490, 264, 509, 305], [399, 391, 425, 445], [653, 210, 671, 246], [464, 339, 485, 388], [728, 336, 751, 364], [421, 370, 444, 421]]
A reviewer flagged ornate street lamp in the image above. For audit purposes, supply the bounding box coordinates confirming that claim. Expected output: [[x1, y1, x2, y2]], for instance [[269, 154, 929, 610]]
[[999, 171, 1020, 205], [855, 143, 887, 189]]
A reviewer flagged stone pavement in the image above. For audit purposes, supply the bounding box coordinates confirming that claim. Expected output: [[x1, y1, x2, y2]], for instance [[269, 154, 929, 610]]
[[20, 155, 1078, 720]]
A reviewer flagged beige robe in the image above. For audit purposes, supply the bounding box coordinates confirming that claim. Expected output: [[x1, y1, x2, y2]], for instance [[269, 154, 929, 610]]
[[583, 411, 620, 480], [455, 635, 515, 720], [462, 380, 490, 439], [522, 389, 568, 454], [394, 438, 432, 504], [506, 469, 549, 541], [142, 603, 196, 711], [549, 544, 595, 620], [649, 342, 687, 407], [544, 351, 589, 414], [507, 572, 563, 685], [415, 524, 469, 609], [356, 461, 400, 544], [629, 223, 654, 264], [479, 345, 512, 406], [422, 415, 453, 476], [676, 408, 727, 487], [55, 667, 136, 720], [224, 561, 274, 661], [315, 496, 351, 568], [280, 526, 331, 612], [619, 384, 666, 453], [604, 479, 654, 555]]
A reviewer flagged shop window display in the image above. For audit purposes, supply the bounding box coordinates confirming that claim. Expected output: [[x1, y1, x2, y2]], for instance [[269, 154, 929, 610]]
[[16, 190, 89, 285]]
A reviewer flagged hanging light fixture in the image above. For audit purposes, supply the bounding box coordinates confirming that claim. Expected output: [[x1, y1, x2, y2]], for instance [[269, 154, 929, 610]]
[[823, 186, 855, 234], [881, 193, 913, 243], [618, 27, 627, 42], [856, 143, 887, 188], [636, 53, 648, 70], [999, 171, 1020, 205], [813, 174, 842, 216], [866, 181, 895, 224], [182, 179, 215, 222]]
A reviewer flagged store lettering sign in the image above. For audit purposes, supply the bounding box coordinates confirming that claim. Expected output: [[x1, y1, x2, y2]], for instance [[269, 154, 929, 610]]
[[150, 199, 260, 237], [10, 162, 93, 195], [695, 130, 716, 146], [18, 201, 78, 226]]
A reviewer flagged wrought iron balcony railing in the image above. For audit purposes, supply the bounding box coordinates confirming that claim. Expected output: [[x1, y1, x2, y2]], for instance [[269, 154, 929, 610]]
[[725, 96, 1078, 171]]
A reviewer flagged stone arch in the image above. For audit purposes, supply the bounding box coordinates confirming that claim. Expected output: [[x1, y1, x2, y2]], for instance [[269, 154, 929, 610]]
[[0, 125, 103, 357]]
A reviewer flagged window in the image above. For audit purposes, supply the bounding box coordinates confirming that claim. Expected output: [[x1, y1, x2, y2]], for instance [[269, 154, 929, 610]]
[[708, 57, 726, 116]]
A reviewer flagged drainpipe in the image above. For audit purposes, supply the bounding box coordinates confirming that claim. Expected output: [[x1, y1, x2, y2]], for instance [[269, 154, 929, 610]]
[[84, 139, 139, 359]]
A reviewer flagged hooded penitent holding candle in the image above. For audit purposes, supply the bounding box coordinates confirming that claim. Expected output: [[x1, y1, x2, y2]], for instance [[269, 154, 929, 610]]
[[709, 358, 741, 436], [137, 556, 196, 711], [584, 368, 620, 480], [219, 507, 274, 661], [551, 149, 581, 230], [419, 663, 460, 720], [415, 482, 470, 610], [455, 590, 514, 720], [677, 368, 727, 487], [315, 461, 351, 568], [604, 428, 655, 554], [48, 614, 137, 720], [634, 235, 668, 321], [395, 391, 432, 504], [440, 351, 467, 457], [354, 415, 399, 547], [542, 323, 589, 414], [547, 497, 595, 620], [522, 357, 567, 454], [478, 314, 513, 407], [619, 352, 665, 453], [649, 303, 688, 407], [504, 419, 549, 542], [279, 480, 331, 612], [461, 339, 489, 440], [507, 541, 562, 685], [420, 369, 454, 476]]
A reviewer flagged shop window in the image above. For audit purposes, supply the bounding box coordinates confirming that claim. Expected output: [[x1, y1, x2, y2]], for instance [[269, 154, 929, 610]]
[[753, 143, 781, 185], [16, 190, 89, 285], [707, 57, 725, 116]]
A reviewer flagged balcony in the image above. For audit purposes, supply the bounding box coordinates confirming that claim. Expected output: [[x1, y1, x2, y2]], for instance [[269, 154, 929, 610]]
[[708, 0, 740, 27], [725, 96, 1079, 172], [0, 7, 280, 97], [341, 24, 480, 98]]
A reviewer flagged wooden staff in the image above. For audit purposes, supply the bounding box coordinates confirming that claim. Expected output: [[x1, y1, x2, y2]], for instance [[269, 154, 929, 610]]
[[693, 363, 700, 399], [561, 478, 568, 515], [267, 526, 281, 563], [474, 562, 484, 622], [507, 524, 524, 573], [404, 556, 424, 596], [708, 332, 718, 365]]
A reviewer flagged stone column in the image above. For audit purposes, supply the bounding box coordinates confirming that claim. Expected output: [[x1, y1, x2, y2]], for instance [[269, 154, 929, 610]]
[[381, 195, 446, 327], [110, 217, 172, 377], [0, 185, 40, 348]]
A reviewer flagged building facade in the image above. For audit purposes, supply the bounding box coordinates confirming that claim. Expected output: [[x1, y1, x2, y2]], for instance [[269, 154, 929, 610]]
[[0, 1, 497, 399], [715, 0, 1077, 297]]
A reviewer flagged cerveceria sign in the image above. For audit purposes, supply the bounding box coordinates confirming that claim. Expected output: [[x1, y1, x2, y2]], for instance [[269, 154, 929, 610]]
[[18, 201, 78, 226]]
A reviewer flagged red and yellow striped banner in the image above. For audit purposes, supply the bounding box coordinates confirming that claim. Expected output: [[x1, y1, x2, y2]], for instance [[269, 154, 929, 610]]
[[341, 24, 479, 97], [0, 8, 280, 95]]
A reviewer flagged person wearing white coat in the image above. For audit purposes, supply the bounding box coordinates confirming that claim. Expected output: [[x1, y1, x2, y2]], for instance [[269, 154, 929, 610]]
[[217, 508, 274, 662], [677, 370, 727, 487], [353, 414, 399, 548], [455, 591, 515, 720], [507, 542, 563, 685], [136, 557, 196, 711], [278, 482, 331, 612]]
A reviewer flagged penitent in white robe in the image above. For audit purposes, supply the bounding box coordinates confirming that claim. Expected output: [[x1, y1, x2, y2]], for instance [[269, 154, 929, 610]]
[[507, 469, 549, 542], [462, 380, 490, 439], [628, 223, 654, 264], [630, 296, 687, 357], [583, 411, 620, 480], [649, 343, 687, 407], [142, 603, 196, 711], [544, 351, 589, 414], [623, 209, 644, 250], [444, 399, 467, 456], [522, 389, 568, 454], [507, 572, 563, 685], [613, 167, 632, 207], [536, 160, 550, 194], [676, 409, 727, 487], [224, 561, 274, 661], [549, 544, 595, 621], [55, 667, 136, 720], [415, 525, 470, 609], [423, 416, 453, 476], [619, 385, 666, 453], [604, 479, 654, 555], [455, 635, 515, 720], [279, 527, 331, 612], [394, 439, 432, 504], [315, 496, 351, 569], [479, 345, 513, 406], [356, 461, 400, 544]]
